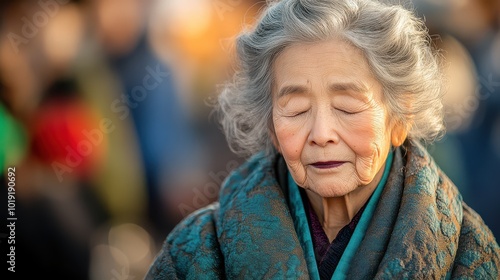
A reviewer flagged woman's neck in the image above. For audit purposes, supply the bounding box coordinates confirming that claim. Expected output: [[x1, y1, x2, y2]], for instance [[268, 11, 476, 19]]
[[305, 165, 385, 242]]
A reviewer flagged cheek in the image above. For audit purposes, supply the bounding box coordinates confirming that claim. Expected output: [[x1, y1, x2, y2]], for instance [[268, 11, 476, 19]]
[[274, 119, 309, 185], [343, 114, 386, 157], [274, 121, 304, 160], [349, 124, 379, 172], [343, 110, 389, 181]]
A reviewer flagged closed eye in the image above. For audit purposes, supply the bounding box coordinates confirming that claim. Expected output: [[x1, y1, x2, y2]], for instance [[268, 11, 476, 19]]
[[336, 108, 357, 115], [288, 111, 308, 117]]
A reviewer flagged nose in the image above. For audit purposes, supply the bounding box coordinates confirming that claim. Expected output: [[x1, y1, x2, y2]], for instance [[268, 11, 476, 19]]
[[308, 108, 339, 147]]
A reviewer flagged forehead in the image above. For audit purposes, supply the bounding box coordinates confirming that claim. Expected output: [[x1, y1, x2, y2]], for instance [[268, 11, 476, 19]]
[[273, 38, 376, 92]]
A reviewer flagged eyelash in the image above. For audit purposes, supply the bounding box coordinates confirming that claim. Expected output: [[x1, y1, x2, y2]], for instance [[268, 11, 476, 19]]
[[337, 109, 357, 115], [287, 108, 358, 117], [289, 111, 307, 117]]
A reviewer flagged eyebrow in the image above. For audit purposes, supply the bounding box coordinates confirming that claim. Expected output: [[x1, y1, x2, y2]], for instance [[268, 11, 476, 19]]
[[328, 82, 368, 93], [277, 85, 309, 98], [277, 82, 368, 99]]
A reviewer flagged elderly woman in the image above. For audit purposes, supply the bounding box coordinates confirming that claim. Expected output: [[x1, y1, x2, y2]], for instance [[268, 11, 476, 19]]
[[146, 0, 500, 279]]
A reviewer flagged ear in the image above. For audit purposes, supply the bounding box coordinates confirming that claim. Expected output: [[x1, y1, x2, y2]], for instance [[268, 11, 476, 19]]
[[391, 121, 409, 147], [390, 95, 413, 147]]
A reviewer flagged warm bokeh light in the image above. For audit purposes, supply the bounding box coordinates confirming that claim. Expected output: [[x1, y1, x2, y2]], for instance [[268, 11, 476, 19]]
[[148, 0, 265, 111], [89, 244, 131, 280], [108, 223, 153, 264], [161, 0, 213, 38]]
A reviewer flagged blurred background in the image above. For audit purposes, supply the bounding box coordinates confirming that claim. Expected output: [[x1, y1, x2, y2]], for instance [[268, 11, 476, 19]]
[[0, 0, 498, 278]]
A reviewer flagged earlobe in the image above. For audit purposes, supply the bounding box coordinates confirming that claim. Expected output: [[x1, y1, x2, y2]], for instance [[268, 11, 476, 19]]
[[391, 122, 409, 147]]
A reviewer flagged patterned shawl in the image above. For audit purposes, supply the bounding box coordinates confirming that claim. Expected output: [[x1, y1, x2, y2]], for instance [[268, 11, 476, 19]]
[[146, 141, 500, 279]]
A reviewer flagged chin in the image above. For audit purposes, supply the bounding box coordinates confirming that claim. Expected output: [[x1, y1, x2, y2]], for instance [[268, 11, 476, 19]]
[[306, 179, 357, 198]]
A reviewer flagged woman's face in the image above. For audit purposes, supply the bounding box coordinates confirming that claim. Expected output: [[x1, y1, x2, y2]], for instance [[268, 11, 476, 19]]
[[272, 38, 405, 197]]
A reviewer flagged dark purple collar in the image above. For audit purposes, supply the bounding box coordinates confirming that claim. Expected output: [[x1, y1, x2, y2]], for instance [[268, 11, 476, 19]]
[[300, 189, 367, 280]]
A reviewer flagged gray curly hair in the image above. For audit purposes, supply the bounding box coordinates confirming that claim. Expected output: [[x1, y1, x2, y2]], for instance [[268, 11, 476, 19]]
[[217, 0, 444, 157]]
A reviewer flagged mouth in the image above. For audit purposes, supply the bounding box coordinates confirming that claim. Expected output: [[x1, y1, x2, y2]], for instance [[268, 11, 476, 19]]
[[311, 161, 345, 169]]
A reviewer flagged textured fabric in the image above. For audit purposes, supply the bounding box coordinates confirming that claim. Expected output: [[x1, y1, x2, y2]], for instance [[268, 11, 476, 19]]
[[146, 141, 500, 279], [286, 173, 320, 280]]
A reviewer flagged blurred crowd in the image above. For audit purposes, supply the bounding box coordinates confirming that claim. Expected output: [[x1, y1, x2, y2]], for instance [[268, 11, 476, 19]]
[[0, 0, 498, 278], [416, 0, 500, 242]]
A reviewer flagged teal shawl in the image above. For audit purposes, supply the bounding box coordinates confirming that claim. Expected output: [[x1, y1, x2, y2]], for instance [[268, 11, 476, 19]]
[[146, 141, 500, 279]]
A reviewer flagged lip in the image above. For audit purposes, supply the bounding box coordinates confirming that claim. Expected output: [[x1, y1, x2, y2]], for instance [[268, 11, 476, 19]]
[[310, 161, 345, 169]]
